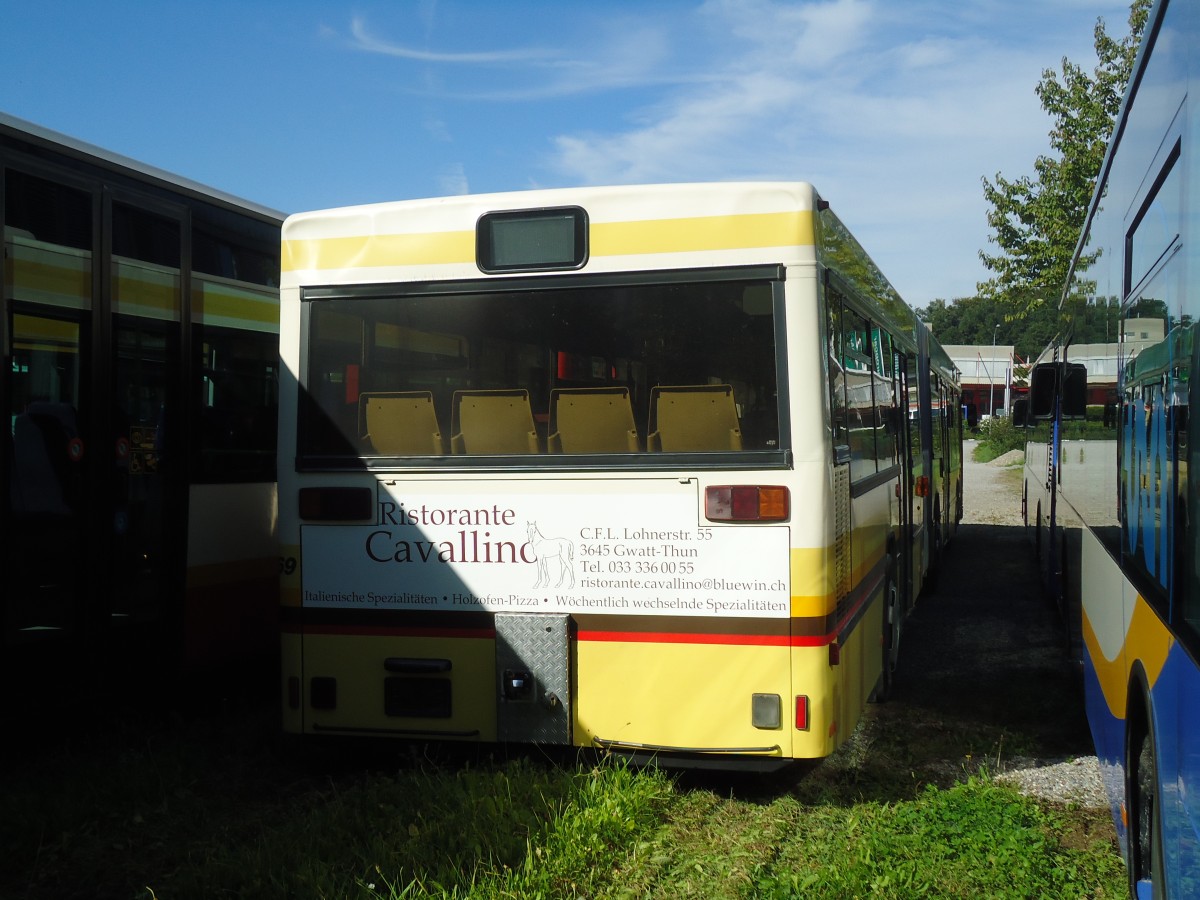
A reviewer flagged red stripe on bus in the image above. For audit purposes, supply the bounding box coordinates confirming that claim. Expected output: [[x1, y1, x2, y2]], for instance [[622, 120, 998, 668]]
[[832, 568, 885, 635], [577, 630, 809, 647], [288, 625, 837, 647]]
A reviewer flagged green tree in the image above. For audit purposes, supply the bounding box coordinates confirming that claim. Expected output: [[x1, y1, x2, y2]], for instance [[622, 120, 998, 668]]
[[978, 1, 1151, 312], [919, 294, 1057, 362]]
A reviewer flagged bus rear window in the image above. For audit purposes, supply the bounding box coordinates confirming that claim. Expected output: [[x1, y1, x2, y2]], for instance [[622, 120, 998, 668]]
[[298, 273, 782, 465]]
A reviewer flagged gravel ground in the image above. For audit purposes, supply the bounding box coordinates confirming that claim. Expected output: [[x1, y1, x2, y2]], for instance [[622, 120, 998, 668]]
[[960, 444, 1028, 527], [895, 441, 1108, 808]]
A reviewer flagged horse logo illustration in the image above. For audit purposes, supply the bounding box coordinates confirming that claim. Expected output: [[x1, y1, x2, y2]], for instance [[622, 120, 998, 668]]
[[527, 521, 575, 588]]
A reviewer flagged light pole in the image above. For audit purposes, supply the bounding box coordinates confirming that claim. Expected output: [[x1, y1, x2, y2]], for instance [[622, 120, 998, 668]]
[[989, 323, 1000, 417]]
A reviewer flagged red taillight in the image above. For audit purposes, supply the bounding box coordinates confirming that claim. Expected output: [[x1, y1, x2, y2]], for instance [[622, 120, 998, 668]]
[[705, 485, 789, 522], [795, 695, 809, 730]]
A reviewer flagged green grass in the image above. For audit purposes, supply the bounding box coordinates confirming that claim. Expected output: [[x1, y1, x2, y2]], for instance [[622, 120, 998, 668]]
[[746, 778, 1124, 899], [0, 706, 1124, 900]]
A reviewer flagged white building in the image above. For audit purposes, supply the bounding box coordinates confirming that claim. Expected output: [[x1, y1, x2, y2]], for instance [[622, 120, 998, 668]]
[[942, 344, 1015, 422]]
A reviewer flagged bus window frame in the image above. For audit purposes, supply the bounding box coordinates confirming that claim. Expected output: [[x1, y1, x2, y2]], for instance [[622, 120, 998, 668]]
[[824, 275, 908, 492], [295, 264, 793, 473]]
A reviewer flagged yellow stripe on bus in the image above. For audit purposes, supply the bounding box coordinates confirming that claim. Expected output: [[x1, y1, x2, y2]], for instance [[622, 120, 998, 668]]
[[14, 314, 81, 344], [281, 210, 816, 272], [788, 538, 887, 619], [8, 257, 91, 306], [194, 281, 278, 328], [283, 230, 475, 272], [591, 210, 814, 256], [113, 266, 179, 319], [1081, 593, 1173, 719], [9, 257, 276, 328], [790, 546, 832, 617]]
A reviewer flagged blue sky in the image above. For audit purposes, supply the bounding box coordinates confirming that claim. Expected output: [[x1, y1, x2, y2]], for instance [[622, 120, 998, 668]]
[[2, 0, 1134, 307]]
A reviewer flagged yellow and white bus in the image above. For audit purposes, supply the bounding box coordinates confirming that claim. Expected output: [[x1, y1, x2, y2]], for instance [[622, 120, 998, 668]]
[[279, 182, 961, 766]]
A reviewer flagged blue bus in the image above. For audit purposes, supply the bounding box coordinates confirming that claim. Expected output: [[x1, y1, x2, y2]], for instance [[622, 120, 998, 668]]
[[1020, 0, 1200, 895]]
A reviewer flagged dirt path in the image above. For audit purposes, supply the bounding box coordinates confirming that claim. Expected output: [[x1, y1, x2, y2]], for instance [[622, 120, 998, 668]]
[[796, 441, 1107, 810], [961, 439, 1026, 526]]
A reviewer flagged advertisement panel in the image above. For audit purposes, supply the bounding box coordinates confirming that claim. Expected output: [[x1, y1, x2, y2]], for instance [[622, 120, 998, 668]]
[[302, 480, 790, 617]]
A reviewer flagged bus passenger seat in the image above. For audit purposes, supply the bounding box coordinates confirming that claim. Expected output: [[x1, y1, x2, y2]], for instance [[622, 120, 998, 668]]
[[360, 391, 445, 455], [547, 387, 639, 453], [647, 384, 743, 452], [450, 389, 540, 454]]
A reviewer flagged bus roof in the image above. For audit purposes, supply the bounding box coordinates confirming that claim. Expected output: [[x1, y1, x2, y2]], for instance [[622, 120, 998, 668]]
[[285, 181, 820, 227], [280, 181, 936, 363], [0, 111, 285, 225], [281, 181, 828, 281]]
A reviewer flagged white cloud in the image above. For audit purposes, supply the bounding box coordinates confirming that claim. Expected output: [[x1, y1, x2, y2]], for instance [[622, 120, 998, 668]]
[[341, 11, 697, 101], [538, 0, 1121, 304], [347, 15, 555, 64], [894, 37, 961, 70], [423, 116, 453, 143], [438, 161, 470, 196], [327, 0, 1135, 304], [701, 0, 874, 68]]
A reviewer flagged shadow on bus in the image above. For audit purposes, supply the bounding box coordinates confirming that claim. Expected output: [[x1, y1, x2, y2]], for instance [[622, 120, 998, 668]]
[[288, 520, 1091, 807], [2, 522, 1088, 808]]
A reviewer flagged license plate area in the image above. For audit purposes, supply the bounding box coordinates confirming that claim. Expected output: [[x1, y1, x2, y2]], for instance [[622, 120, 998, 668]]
[[384, 676, 452, 718]]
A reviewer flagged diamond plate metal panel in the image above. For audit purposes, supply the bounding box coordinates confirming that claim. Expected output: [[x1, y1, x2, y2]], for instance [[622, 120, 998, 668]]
[[495, 613, 571, 743]]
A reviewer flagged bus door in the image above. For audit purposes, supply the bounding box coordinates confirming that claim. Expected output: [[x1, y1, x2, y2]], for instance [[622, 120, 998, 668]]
[[895, 350, 914, 615], [4, 167, 94, 658], [3, 165, 188, 682], [940, 378, 954, 536], [931, 375, 947, 544], [105, 192, 188, 662], [905, 352, 928, 595]]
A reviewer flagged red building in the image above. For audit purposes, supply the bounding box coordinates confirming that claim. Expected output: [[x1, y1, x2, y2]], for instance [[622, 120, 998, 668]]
[[943, 343, 1014, 426]]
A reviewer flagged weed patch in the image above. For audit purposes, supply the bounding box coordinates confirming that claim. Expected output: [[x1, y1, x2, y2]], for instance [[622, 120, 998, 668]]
[[1, 712, 1123, 900], [751, 778, 1125, 899], [974, 416, 1027, 461]]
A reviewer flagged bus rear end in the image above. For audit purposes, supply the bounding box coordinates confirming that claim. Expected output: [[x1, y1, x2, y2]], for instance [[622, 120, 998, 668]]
[[278, 184, 890, 764]]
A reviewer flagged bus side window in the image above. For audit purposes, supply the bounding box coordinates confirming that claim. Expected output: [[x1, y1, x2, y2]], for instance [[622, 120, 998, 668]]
[[842, 307, 877, 480], [827, 293, 850, 461], [873, 330, 897, 467]]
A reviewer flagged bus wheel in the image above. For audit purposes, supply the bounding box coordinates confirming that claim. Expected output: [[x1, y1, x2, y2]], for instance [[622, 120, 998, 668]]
[[1130, 726, 1166, 899]]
